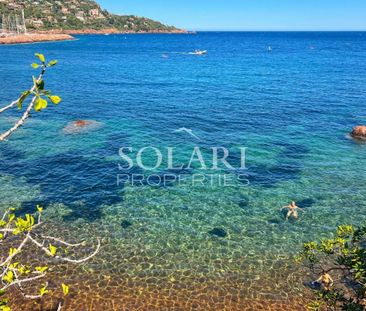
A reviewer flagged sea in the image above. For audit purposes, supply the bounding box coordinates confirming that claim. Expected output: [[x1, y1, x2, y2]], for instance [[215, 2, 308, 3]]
[[0, 32, 366, 310]]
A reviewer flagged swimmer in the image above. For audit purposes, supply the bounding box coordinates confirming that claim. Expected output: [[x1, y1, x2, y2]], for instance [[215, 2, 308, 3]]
[[315, 271, 334, 291], [280, 201, 304, 220]]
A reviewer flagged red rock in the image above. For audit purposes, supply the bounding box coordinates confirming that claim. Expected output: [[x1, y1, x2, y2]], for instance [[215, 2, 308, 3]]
[[74, 120, 91, 127], [63, 120, 102, 134], [350, 125, 366, 140]]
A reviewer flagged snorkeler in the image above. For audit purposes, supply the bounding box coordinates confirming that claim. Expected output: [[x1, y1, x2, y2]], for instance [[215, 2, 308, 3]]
[[315, 271, 334, 291], [280, 201, 304, 220]]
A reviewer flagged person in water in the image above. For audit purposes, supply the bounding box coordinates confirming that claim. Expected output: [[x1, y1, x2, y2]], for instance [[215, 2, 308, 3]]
[[281, 201, 304, 220], [315, 271, 334, 291]]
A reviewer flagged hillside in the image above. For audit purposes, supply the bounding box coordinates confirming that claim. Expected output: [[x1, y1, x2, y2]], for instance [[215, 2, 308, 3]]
[[0, 0, 184, 33]]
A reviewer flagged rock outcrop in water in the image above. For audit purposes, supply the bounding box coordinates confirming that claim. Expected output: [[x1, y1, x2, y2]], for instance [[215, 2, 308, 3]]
[[350, 125, 366, 140], [63, 120, 102, 134]]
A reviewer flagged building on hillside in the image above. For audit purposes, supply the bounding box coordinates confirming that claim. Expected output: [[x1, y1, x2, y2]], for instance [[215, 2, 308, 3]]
[[8, 3, 23, 9], [30, 19, 44, 28], [61, 7, 69, 14], [88, 8, 100, 17], [75, 11, 85, 22]]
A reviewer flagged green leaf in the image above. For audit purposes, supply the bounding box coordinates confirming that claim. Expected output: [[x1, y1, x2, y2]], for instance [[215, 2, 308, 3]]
[[2, 271, 14, 284], [34, 98, 42, 112], [47, 60, 58, 67], [49, 244, 57, 256], [9, 263, 19, 271], [35, 53, 45, 63], [9, 248, 17, 256], [31, 63, 40, 69], [62, 283, 69, 296], [18, 90, 31, 109], [37, 205, 43, 213], [39, 284, 49, 297], [35, 266, 48, 273], [36, 79, 45, 91], [34, 97, 48, 112], [0, 299, 11, 311], [14, 214, 34, 233], [49, 95, 61, 105]]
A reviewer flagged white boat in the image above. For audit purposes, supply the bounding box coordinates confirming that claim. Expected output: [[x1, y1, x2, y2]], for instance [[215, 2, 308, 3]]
[[190, 50, 207, 55]]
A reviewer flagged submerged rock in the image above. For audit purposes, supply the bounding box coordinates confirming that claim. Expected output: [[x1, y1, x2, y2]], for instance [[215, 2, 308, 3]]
[[268, 218, 280, 225], [74, 120, 90, 127], [179, 205, 189, 211], [208, 228, 227, 238], [121, 220, 133, 229], [297, 198, 316, 208], [350, 125, 366, 140], [62, 120, 102, 135]]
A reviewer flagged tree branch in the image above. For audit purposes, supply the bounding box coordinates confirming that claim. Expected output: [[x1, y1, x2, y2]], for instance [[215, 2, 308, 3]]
[[11, 269, 44, 300], [0, 69, 45, 115], [0, 97, 36, 141], [1, 272, 46, 292], [29, 235, 101, 264], [40, 235, 86, 247], [0, 98, 22, 115], [0, 67, 46, 141], [0, 233, 30, 267]]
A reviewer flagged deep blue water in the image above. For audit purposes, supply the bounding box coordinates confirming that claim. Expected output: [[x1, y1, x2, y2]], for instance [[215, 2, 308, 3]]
[[1, 32, 366, 306]]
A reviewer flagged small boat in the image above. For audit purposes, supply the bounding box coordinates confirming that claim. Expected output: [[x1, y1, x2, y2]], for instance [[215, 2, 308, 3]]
[[268, 46, 272, 52], [190, 50, 207, 55]]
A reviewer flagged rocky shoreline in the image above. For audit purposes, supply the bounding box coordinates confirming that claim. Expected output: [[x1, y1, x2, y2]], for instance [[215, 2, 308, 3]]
[[0, 28, 192, 45], [0, 33, 75, 45], [43, 28, 191, 35]]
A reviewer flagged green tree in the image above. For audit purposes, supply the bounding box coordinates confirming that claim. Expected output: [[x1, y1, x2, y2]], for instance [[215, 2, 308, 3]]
[[296, 224, 366, 310]]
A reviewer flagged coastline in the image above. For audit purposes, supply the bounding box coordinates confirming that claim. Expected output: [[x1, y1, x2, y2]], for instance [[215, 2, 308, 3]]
[[0, 33, 75, 45], [0, 28, 192, 45], [45, 28, 192, 35]]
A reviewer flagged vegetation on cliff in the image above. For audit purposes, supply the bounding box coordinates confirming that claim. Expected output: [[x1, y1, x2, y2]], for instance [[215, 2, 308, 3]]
[[0, 0, 182, 33]]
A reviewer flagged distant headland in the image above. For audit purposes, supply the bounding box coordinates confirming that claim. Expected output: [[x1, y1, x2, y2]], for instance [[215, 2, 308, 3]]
[[0, 0, 188, 44]]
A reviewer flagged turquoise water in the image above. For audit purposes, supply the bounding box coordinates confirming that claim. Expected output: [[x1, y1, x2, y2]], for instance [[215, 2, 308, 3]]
[[1, 32, 366, 309]]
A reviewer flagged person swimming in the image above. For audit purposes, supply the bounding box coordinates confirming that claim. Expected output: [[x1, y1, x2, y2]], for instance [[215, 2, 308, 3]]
[[281, 201, 304, 220]]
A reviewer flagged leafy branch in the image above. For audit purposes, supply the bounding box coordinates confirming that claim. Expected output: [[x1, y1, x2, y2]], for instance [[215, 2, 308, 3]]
[[296, 224, 366, 310], [0, 53, 61, 141], [0, 206, 101, 310]]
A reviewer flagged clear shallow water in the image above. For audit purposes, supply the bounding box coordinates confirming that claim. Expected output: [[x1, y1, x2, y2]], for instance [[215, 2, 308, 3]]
[[1, 32, 366, 310]]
